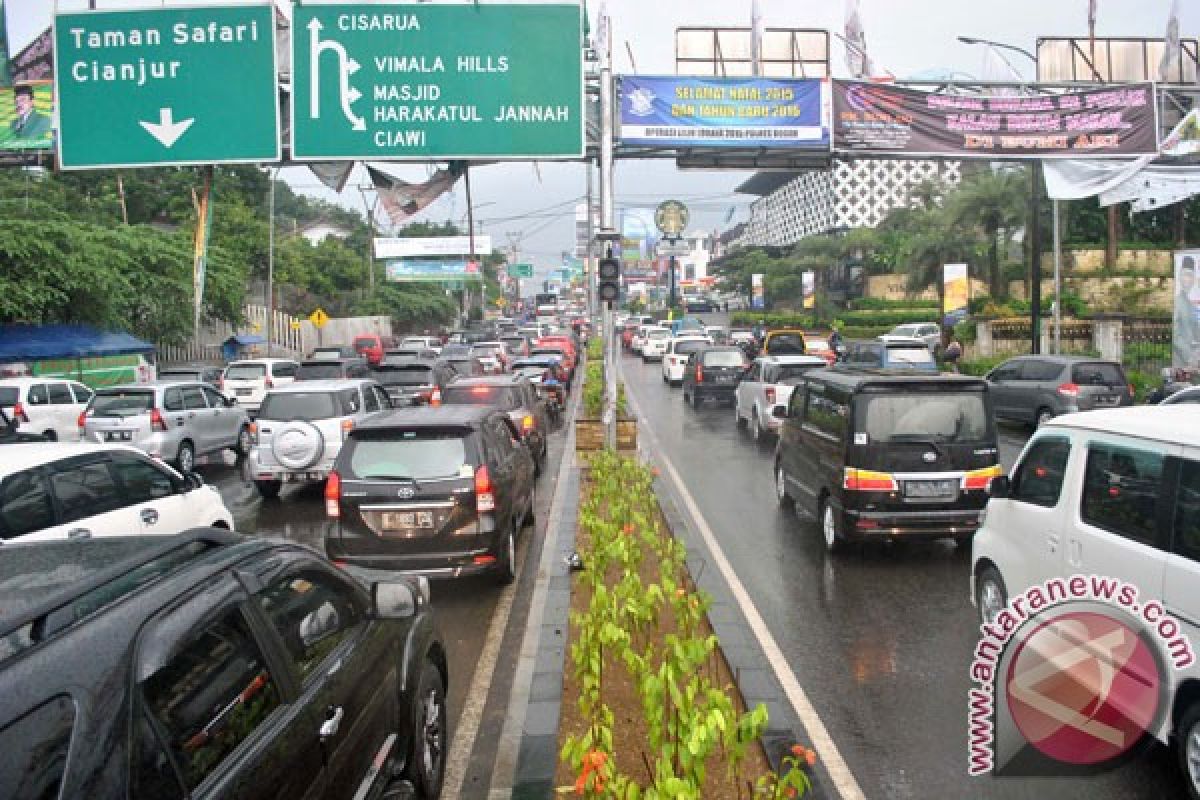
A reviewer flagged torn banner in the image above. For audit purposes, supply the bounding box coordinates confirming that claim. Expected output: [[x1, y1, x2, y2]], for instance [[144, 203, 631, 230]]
[[368, 163, 466, 226]]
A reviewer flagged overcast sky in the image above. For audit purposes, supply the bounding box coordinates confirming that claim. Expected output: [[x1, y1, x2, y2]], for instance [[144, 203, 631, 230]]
[[6, 0, 1198, 279]]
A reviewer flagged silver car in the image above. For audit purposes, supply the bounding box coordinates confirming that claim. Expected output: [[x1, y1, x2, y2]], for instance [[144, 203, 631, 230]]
[[81, 381, 252, 473], [986, 355, 1133, 428], [733, 355, 827, 441], [880, 323, 943, 352], [247, 379, 392, 498]]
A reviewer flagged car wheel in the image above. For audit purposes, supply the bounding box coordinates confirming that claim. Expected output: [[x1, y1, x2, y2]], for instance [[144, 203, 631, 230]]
[[751, 408, 763, 442], [175, 440, 195, 474], [775, 462, 793, 508], [975, 566, 1008, 628], [233, 425, 252, 457], [1176, 702, 1200, 800], [691, 390, 701, 410], [405, 660, 447, 799], [524, 485, 537, 530], [255, 479, 282, 499], [495, 524, 517, 584], [1035, 407, 1054, 428], [43, 430, 57, 441], [820, 500, 844, 553], [734, 401, 745, 429]]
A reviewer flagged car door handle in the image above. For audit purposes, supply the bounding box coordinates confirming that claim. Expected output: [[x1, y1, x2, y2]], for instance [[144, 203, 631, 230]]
[[141, 509, 159, 526], [320, 706, 345, 739], [67, 528, 91, 539], [1047, 534, 1059, 553]]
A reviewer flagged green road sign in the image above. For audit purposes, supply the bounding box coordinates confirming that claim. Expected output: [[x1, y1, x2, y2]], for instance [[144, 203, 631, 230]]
[[291, 4, 583, 160], [508, 263, 534, 279], [54, 4, 280, 169]]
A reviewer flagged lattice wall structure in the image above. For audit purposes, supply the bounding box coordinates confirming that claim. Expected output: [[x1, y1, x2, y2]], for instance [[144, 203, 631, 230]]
[[736, 158, 963, 248]]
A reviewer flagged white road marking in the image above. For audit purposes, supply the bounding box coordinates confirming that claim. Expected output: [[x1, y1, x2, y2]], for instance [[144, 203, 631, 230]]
[[623, 365, 868, 800]]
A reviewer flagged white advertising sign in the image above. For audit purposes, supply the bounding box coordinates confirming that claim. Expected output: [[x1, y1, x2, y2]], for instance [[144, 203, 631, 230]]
[[374, 236, 493, 259]]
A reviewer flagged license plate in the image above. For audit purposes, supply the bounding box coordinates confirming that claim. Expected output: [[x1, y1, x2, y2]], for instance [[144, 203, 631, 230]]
[[715, 374, 734, 383], [904, 479, 958, 498], [1094, 395, 1119, 407], [236, 389, 252, 396], [382, 511, 435, 530], [283, 471, 325, 482], [104, 431, 133, 442]]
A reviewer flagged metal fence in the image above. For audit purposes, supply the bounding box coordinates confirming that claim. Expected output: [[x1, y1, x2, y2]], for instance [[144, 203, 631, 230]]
[[1121, 318, 1172, 379], [156, 305, 312, 365]]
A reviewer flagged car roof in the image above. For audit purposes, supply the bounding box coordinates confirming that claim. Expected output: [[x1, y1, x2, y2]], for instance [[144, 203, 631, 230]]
[[1044, 406, 1200, 447], [265, 379, 373, 393], [875, 337, 929, 346], [0, 376, 77, 386], [300, 358, 363, 366], [96, 380, 197, 391], [0, 441, 156, 473], [1002, 354, 1118, 365], [357, 405, 496, 431], [228, 358, 298, 365], [445, 374, 529, 386], [813, 367, 987, 390], [758, 355, 828, 366]]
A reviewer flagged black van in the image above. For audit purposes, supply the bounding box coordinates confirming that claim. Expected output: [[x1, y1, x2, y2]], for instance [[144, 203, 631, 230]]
[[772, 369, 1000, 551]]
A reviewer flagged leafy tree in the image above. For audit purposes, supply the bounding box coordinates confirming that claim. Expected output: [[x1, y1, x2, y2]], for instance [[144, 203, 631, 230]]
[[949, 168, 1025, 299]]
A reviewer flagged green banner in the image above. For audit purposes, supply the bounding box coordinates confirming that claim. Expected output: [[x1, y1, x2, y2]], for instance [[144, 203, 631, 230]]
[[0, 81, 54, 152]]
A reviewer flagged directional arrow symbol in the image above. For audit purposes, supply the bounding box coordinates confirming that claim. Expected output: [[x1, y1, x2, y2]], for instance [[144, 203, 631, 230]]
[[139, 108, 195, 148]]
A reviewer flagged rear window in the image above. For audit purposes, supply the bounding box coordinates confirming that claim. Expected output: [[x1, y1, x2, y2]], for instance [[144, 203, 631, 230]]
[[774, 364, 822, 382], [225, 364, 266, 381], [310, 349, 344, 361], [859, 392, 990, 444], [159, 370, 201, 381], [0, 387, 18, 406], [646, 329, 670, 339], [884, 346, 935, 366], [91, 390, 154, 417], [443, 386, 522, 409], [1072, 362, 1126, 387], [675, 340, 707, 355], [373, 367, 434, 386], [347, 433, 470, 480], [259, 392, 342, 421], [296, 364, 344, 380], [702, 350, 747, 368], [766, 334, 805, 354], [442, 345, 471, 358]]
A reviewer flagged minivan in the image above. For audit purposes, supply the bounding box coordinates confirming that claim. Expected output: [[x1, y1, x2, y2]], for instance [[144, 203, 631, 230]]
[[773, 369, 1000, 551], [971, 406, 1200, 797], [221, 358, 300, 414], [986, 355, 1133, 427]]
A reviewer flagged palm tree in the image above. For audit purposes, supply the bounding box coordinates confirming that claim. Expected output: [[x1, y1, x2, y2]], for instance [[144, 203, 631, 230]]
[[949, 168, 1025, 300]]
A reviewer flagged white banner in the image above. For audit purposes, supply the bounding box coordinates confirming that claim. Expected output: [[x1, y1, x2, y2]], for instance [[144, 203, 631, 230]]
[[373, 235, 493, 259]]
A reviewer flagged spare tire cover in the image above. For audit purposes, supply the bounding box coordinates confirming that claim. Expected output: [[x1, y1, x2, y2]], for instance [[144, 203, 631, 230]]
[[273, 421, 324, 469]]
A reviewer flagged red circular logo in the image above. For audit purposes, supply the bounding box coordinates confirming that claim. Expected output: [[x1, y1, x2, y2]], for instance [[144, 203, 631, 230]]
[[1005, 611, 1161, 765]]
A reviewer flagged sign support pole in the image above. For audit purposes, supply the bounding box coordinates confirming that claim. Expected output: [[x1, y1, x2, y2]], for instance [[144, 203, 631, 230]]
[[266, 167, 277, 359], [1053, 198, 1062, 354], [1030, 161, 1043, 355], [599, 14, 617, 449]]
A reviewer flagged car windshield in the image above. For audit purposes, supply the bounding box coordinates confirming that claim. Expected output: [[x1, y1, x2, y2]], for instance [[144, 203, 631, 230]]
[[225, 364, 267, 380], [296, 364, 345, 380], [443, 386, 523, 409], [372, 366, 434, 386], [885, 346, 935, 366], [311, 350, 344, 360], [675, 340, 707, 354], [442, 345, 471, 358], [1071, 362, 1125, 387], [258, 392, 340, 421], [775, 364, 822, 382], [805, 340, 831, 352], [0, 387, 19, 406], [91, 390, 154, 417], [402, 339, 429, 347], [702, 350, 747, 368], [513, 359, 557, 370], [766, 334, 805, 354], [647, 329, 670, 339], [890, 325, 920, 337], [859, 392, 989, 443], [348, 433, 469, 480]]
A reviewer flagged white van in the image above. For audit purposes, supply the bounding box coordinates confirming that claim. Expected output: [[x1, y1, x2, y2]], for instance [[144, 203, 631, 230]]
[[0, 377, 94, 440], [971, 405, 1200, 793], [221, 358, 299, 414]]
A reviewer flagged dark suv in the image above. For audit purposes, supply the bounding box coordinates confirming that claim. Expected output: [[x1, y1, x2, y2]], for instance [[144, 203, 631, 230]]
[[440, 375, 550, 474], [0, 530, 447, 800], [295, 358, 372, 381], [371, 360, 460, 407], [325, 406, 536, 583], [773, 369, 1000, 551], [681, 346, 750, 409]]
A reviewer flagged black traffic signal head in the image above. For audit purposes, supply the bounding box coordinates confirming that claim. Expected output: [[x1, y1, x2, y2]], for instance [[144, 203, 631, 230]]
[[597, 257, 620, 305]]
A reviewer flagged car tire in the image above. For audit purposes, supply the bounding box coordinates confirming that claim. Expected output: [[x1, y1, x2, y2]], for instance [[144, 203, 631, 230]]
[[255, 479, 282, 499], [1035, 407, 1054, 429], [43, 430, 57, 441], [691, 390, 701, 410], [751, 408, 763, 442], [175, 440, 195, 474], [524, 485, 537, 530], [975, 566, 1008, 628], [496, 524, 517, 584], [734, 402, 745, 429], [233, 425, 252, 458], [406, 659, 447, 799], [775, 462, 793, 509], [820, 499, 844, 553]]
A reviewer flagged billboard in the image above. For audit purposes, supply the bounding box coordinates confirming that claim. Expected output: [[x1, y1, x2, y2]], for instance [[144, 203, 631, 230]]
[[1173, 250, 1200, 368], [384, 258, 483, 283], [751, 273, 765, 310], [943, 263, 969, 326], [620, 208, 662, 281], [832, 81, 1158, 159], [374, 236, 492, 259], [802, 271, 815, 309], [0, 80, 54, 152], [620, 76, 829, 149]]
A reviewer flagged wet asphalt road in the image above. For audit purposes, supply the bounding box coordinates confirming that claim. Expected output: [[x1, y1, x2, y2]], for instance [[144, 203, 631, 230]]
[[620, 315, 1185, 800], [190, 409, 571, 742]]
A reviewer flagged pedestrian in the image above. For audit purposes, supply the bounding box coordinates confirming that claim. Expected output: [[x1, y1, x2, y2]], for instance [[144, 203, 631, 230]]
[[828, 326, 843, 358], [943, 333, 963, 373], [1174, 256, 1200, 368]]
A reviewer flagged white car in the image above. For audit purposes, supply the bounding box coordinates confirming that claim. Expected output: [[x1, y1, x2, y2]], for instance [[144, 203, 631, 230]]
[[0, 442, 233, 541], [880, 323, 942, 352], [221, 358, 300, 414], [971, 405, 1200, 795], [640, 327, 673, 362], [630, 324, 653, 355], [733, 355, 827, 440], [0, 377, 94, 441], [661, 337, 712, 385], [402, 336, 442, 355]]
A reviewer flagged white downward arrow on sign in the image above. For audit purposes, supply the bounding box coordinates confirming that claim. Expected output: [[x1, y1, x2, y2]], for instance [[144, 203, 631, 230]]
[[139, 108, 195, 148]]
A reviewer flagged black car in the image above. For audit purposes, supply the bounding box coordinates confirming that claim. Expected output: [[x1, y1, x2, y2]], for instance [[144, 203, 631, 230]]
[[685, 297, 714, 313], [440, 355, 486, 378], [372, 360, 460, 406], [0, 530, 447, 800], [773, 369, 1000, 552], [681, 346, 750, 408], [295, 357, 372, 381], [441, 375, 550, 473], [159, 363, 226, 386], [325, 406, 537, 583]]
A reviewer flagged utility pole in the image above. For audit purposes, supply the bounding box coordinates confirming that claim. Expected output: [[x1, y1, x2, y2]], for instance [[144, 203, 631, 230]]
[[266, 167, 276, 358], [598, 8, 618, 448], [1030, 161, 1043, 355]]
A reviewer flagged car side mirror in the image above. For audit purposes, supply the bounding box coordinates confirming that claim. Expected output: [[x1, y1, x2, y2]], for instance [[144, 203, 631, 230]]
[[771, 405, 788, 420], [182, 472, 204, 492], [371, 580, 419, 618], [225, 396, 237, 407], [989, 475, 1011, 499]]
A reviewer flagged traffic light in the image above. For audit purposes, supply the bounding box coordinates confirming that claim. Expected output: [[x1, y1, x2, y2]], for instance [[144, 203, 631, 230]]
[[597, 257, 620, 306]]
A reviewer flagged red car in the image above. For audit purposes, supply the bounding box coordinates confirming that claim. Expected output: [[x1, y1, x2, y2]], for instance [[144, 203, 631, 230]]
[[352, 333, 396, 366], [534, 336, 577, 370]]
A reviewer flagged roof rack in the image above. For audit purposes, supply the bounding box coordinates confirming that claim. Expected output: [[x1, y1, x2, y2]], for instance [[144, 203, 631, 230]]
[[0, 528, 244, 644]]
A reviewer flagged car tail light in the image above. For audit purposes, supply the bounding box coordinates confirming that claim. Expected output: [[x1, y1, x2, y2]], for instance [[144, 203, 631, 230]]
[[265, 378, 274, 389], [522, 414, 534, 434], [765, 387, 776, 405], [77, 410, 88, 430], [961, 465, 1003, 491], [341, 418, 354, 436], [325, 471, 342, 517], [150, 408, 168, 432], [1056, 382, 1079, 398], [12, 402, 28, 423], [696, 363, 704, 383], [843, 468, 899, 492], [475, 465, 496, 512], [248, 421, 258, 445], [430, 388, 442, 407]]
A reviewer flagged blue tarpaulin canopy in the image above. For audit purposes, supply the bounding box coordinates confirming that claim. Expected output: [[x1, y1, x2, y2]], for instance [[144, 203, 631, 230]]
[[225, 334, 266, 347], [0, 324, 154, 362]]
